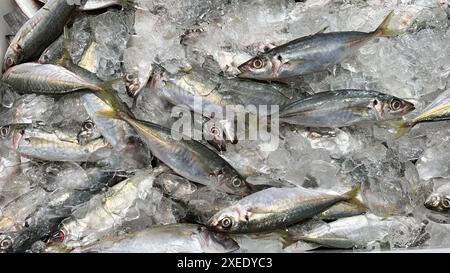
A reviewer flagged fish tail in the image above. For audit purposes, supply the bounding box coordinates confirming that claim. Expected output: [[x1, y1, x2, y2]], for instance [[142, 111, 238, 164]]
[[374, 11, 402, 37], [99, 79, 122, 91], [342, 184, 365, 208], [383, 119, 413, 138], [95, 108, 119, 119]]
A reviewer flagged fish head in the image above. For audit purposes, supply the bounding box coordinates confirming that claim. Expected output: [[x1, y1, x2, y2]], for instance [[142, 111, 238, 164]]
[[424, 193, 450, 211], [216, 168, 252, 196], [2, 44, 22, 73], [237, 55, 274, 80], [374, 95, 415, 119], [0, 124, 26, 150], [207, 207, 241, 233], [197, 226, 240, 252]]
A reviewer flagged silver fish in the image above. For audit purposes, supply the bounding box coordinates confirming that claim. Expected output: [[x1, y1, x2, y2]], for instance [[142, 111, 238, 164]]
[[279, 90, 414, 127], [298, 214, 422, 249], [73, 224, 239, 253], [16, 126, 112, 162], [2, 63, 103, 94], [237, 11, 400, 80], [54, 167, 167, 249], [207, 186, 361, 233], [3, 0, 75, 72]]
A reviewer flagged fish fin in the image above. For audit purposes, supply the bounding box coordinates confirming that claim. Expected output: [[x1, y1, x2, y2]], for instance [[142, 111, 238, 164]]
[[342, 184, 363, 205], [95, 108, 120, 120], [380, 119, 413, 138], [374, 11, 403, 37], [99, 79, 123, 91]]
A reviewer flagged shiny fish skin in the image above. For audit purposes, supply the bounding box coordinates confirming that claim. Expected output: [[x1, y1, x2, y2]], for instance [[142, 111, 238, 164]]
[[279, 90, 415, 128], [3, 167, 110, 253], [119, 116, 251, 196], [207, 186, 360, 233], [38, 35, 64, 65], [55, 167, 167, 249], [151, 65, 308, 118], [237, 11, 399, 80], [298, 214, 421, 249], [2, 63, 103, 94], [73, 224, 239, 253], [3, 0, 75, 72]]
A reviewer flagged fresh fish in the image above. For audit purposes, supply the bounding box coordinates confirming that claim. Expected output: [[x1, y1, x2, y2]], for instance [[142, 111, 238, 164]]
[[3, 0, 75, 72], [73, 224, 239, 253], [150, 65, 308, 119], [389, 88, 450, 137], [424, 182, 450, 212], [96, 105, 252, 196], [237, 11, 401, 80], [14, 124, 112, 162], [53, 167, 167, 249], [298, 214, 422, 249], [207, 186, 361, 233], [14, 0, 43, 19], [278, 90, 415, 127], [2, 166, 110, 252], [2, 63, 103, 94]]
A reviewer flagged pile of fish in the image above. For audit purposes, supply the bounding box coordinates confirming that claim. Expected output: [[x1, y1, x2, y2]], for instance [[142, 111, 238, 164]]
[[0, 0, 449, 253]]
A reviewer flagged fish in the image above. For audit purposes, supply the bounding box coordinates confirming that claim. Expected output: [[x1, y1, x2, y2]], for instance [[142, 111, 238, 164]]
[[17, 129, 112, 162], [2, 63, 104, 94], [207, 185, 362, 233], [3, 0, 75, 72], [237, 11, 401, 80], [150, 65, 309, 119], [278, 90, 415, 128], [72, 224, 239, 253], [387, 88, 450, 138], [298, 214, 422, 249], [14, 0, 43, 19], [424, 182, 450, 212], [1, 166, 111, 252], [96, 104, 252, 196], [52, 167, 167, 249]]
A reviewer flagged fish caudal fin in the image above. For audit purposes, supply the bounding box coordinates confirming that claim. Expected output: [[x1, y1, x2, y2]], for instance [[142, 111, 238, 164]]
[[95, 108, 120, 120], [341, 184, 367, 209], [375, 11, 403, 37]]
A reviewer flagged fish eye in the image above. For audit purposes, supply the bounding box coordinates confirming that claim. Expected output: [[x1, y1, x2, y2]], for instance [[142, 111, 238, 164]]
[[373, 99, 378, 106], [390, 99, 403, 111], [210, 126, 221, 136], [82, 120, 95, 131], [125, 73, 136, 82], [0, 237, 12, 250], [0, 126, 10, 138], [442, 198, 450, 209], [49, 230, 65, 243], [251, 58, 264, 69], [220, 217, 232, 229], [232, 177, 242, 188], [5, 57, 14, 68]]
